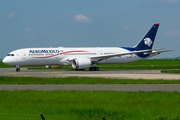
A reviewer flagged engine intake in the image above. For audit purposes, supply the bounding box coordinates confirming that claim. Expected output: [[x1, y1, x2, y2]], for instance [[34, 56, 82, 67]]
[[72, 58, 91, 69]]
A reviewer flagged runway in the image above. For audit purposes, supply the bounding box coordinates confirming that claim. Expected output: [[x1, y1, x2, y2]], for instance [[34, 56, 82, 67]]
[[1, 68, 180, 80], [1, 68, 180, 92], [0, 84, 180, 92]]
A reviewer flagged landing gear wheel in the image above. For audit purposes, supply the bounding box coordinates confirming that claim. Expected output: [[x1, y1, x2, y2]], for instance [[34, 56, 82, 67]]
[[89, 67, 99, 71], [95, 67, 99, 71], [16, 68, 20, 72]]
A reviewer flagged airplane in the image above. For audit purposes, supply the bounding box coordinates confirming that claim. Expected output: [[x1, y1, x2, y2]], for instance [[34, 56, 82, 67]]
[[3, 23, 172, 71]]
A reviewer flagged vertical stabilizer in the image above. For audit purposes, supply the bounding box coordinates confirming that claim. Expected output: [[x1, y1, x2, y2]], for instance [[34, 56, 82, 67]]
[[135, 23, 160, 49]]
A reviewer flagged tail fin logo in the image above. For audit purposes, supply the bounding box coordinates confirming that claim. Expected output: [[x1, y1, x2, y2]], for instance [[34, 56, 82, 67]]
[[144, 38, 152, 47]]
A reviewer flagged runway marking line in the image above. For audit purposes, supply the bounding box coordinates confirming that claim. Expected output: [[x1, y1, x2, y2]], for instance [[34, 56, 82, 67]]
[[43, 72, 63, 74], [4, 72, 24, 74]]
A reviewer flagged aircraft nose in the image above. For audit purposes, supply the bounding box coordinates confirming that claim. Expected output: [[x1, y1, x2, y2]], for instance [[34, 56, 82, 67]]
[[2, 57, 8, 64], [2, 57, 12, 65], [2, 56, 17, 65]]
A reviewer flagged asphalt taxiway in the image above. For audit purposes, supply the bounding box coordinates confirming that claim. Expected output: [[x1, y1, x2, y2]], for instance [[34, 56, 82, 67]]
[[1, 68, 180, 80], [1, 68, 180, 92], [1, 84, 180, 92]]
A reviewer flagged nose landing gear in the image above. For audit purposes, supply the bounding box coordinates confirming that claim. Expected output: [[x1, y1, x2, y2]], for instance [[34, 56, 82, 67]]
[[15, 65, 20, 72], [16, 68, 20, 72]]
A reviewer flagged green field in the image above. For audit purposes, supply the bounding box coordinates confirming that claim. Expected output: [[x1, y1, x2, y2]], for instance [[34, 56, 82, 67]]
[[1, 76, 180, 84], [0, 91, 180, 120], [0, 77, 180, 119], [1, 59, 180, 120], [161, 70, 180, 74], [1, 59, 180, 70]]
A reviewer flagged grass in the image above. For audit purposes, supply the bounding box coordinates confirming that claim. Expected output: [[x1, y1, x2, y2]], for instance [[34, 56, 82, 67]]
[[95, 59, 180, 70], [1, 59, 180, 120], [161, 70, 180, 74], [0, 91, 180, 120], [0, 61, 14, 67], [1, 59, 180, 70], [1, 76, 180, 84]]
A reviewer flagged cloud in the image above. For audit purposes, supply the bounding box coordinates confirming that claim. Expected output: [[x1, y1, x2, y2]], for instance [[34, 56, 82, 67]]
[[121, 26, 129, 30], [159, 0, 179, 3], [72, 14, 92, 23], [165, 29, 180, 36], [25, 27, 32, 31], [7, 12, 16, 18]]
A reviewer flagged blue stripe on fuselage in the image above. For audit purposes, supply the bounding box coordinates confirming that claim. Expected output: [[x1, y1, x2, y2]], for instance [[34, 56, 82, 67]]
[[121, 47, 151, 58]]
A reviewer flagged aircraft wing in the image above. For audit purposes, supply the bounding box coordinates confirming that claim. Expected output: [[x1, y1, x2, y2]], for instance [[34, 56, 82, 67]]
[[90, 48, 170, 62]]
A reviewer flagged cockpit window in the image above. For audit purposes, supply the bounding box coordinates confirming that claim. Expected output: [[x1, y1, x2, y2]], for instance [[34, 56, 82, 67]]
[[7, 54, 14, 56]]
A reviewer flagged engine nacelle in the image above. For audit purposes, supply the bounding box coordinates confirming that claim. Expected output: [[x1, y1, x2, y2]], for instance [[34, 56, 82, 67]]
[[46, 65, 63, 68], [72, 58, 91, 69]]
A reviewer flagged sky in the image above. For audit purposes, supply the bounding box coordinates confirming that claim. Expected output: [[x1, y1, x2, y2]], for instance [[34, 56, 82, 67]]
[[0, 0, 180, 59]]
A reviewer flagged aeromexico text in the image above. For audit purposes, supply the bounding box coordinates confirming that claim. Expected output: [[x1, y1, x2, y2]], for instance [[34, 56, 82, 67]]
[[29, 50, 63, 53]]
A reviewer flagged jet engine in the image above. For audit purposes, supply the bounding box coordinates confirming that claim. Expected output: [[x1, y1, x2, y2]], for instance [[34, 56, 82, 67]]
[[46, 65, 63, 68], [72, 58, 91, 69]]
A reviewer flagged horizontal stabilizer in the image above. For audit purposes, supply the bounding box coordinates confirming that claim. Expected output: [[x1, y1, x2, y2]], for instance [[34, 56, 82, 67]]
[[143, 50, 174, 55]]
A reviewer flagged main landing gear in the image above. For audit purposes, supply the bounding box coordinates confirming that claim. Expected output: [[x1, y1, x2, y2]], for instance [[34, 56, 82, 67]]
[[15, 65, 20, 72], [89, 64, 99, 71], [89, 67, 99, 71]]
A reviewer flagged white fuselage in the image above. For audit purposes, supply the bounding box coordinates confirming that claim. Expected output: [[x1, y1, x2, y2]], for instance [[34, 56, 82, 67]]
[[3, 47, 154, 66]]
